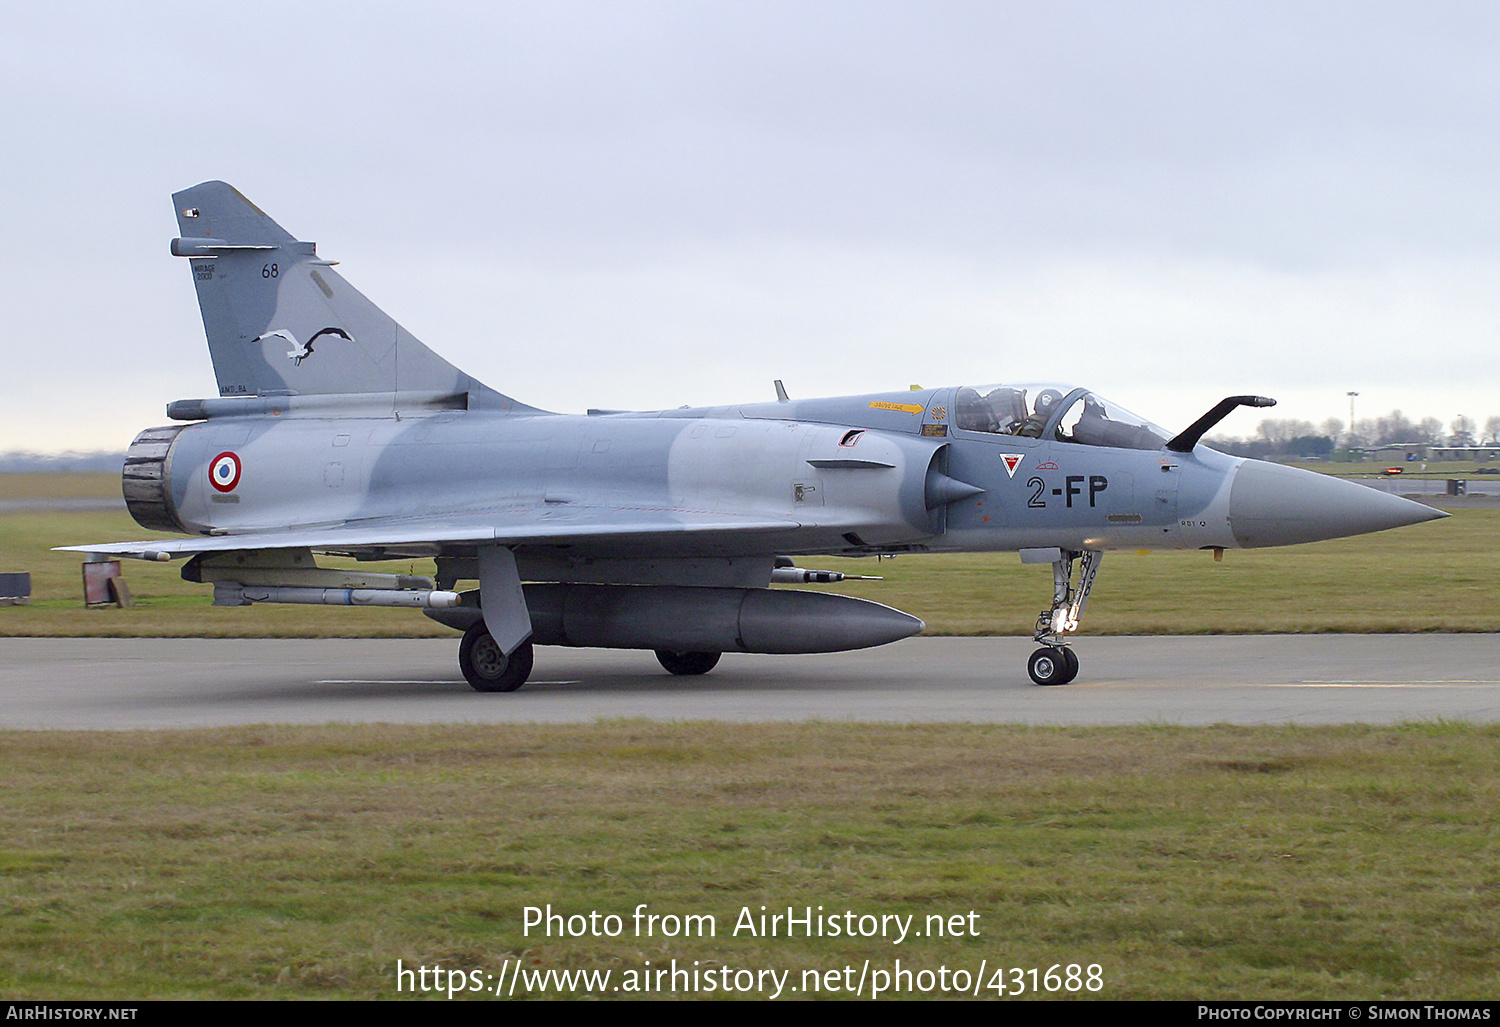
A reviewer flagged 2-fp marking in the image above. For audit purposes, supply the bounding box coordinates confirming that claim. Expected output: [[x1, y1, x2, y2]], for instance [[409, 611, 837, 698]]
[[1025, 474, 1107, 509], [210, 451, 242, 493]]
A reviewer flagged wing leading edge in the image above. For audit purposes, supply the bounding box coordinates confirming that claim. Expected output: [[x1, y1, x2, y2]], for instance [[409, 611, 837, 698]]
[[57, 508, 803, 561]]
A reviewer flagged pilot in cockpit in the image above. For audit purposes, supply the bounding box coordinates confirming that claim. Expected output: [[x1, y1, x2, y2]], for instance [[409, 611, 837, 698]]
[[1015, 389, 1063, 438]]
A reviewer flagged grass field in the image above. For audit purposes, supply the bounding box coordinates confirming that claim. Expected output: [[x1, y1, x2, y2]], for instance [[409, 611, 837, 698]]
[[2, 492, 1494, 637], [1289, 460, 1500, 481], [0, 471, 124, 500], [1, 721, 1496, 1000]]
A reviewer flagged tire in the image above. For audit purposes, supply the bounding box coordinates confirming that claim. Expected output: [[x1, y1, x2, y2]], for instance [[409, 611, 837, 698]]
[[1059, 646, 1080, 684], [654, 649, 722, 676], [1028, 646, 1073, 686], [459, 624, 533, 692]]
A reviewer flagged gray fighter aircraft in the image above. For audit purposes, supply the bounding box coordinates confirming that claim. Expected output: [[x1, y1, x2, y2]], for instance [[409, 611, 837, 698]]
[[62, 182, 1447, 689]]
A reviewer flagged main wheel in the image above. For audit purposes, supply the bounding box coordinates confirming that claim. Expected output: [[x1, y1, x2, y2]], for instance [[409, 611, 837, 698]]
[[459, 623, 534, 692], [654, 649, 722, 676], [1028, 646, 1076, 686]]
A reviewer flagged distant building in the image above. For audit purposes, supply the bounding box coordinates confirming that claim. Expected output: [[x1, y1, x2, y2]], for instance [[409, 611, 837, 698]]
[[1428, 445, 1500, 462], [1367, 444, 1429, 463], [1358, 444, 1500, 463], [0, 451, 125, 473]]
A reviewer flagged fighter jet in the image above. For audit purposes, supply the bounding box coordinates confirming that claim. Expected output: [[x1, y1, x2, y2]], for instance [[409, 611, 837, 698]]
[[61, 182, 1447, 690]]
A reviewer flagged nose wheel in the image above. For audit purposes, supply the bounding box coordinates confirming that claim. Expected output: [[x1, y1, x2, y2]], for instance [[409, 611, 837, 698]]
[[1028, 549, 1100, 686], [1028, 645, 1079, 686]]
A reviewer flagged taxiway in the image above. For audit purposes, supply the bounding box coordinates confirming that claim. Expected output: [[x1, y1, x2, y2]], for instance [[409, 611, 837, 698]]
[[3, 634, 1498, 729]]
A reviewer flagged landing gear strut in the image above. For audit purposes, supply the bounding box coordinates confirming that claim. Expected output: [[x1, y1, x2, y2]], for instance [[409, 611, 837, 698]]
[[1029, 549, 1101, 686]]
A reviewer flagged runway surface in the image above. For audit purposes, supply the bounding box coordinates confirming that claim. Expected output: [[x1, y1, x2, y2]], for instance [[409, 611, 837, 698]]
[[3, 634, 1499, 729]]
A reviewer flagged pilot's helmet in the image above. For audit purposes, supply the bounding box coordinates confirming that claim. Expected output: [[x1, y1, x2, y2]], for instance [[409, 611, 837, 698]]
[[1033, 389, 1063, 416]]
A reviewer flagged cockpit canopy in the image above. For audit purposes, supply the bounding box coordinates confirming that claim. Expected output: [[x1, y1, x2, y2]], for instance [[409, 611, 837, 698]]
[[953, 383, 1169, 451]]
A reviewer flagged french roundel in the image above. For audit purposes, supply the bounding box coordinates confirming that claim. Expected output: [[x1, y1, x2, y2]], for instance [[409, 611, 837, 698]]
[[209, 451, 242, 493]]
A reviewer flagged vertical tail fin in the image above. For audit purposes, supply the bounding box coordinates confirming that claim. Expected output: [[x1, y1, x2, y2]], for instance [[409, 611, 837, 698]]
[[170, 181, 532, 410]]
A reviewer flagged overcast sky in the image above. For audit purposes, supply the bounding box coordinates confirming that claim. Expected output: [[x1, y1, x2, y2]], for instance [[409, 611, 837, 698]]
[[3, 0, 1498, 453]]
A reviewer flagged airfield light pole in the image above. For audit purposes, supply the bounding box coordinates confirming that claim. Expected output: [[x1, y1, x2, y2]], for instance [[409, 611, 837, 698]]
[[1347, 391, 1359, 448]]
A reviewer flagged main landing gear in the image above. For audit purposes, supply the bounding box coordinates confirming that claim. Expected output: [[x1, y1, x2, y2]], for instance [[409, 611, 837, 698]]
[[459, 621, 534, 692], [1028, 549, 1101, 686], [655, 650, 722, 676], [456, 624, 726, 691]]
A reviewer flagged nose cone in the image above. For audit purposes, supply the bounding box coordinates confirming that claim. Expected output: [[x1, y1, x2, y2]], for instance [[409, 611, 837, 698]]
[[1228, 460, 1448, 548]]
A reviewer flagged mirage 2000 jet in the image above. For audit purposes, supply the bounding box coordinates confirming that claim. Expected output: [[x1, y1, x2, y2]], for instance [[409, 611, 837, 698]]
[[62, 182, 1447, 690]]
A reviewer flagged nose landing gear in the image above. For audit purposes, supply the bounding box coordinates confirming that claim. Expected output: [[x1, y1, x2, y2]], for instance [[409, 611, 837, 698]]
[[1028, 645, 1079, 685], [1028, 549, 1101, 686]]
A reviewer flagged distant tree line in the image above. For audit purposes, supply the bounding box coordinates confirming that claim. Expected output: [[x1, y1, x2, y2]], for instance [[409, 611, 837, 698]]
[[1204, 411, 1500, 459], [0, 451, 125, 473]]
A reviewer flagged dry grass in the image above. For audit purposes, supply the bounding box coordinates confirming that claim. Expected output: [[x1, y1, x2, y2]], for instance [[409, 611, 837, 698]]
[[2, 721, 1496, 1000], [0, 471, 120, 500]]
